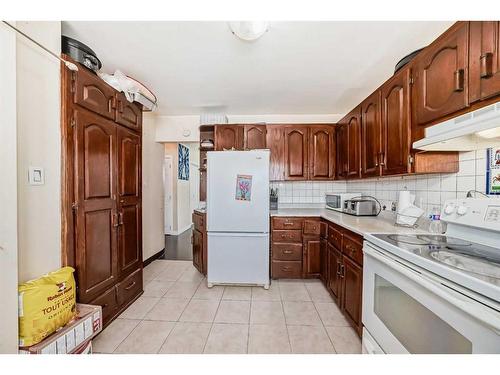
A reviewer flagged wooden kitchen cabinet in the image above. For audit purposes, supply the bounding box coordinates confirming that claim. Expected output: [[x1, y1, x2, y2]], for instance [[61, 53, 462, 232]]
[[266, 126, 285, 181], [412, 22, 469, 128], [192, 211, 207, 275], [380, 67, 411, 176], [308, 125, 336, 179], [361, 91, 382, 178], [336, 123, 348, 179], [470, 21, 500, 102], [327, 243, 342, 305], [342, 255, 363, 335], [214, 125, 244, 150], [346, 107, 362, 179], [319, 236, 328, 284], [302, 219, 321, 278], [192, 228, 203, 273], [115, 92, 143, 132], [284, 126, 309, 180], [243, 124, 267, 149]]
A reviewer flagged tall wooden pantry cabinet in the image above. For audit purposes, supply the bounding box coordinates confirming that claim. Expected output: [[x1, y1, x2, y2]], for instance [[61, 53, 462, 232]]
[[61, 57, 143, 327]]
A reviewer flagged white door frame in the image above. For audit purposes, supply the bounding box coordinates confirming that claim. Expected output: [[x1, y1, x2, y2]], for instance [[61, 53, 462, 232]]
[[163, 155, 174, 234], [0, 22, 19, 353]]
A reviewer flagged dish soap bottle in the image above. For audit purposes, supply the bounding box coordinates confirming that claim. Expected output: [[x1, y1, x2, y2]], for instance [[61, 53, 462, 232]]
[[429, 206, 443, 234]]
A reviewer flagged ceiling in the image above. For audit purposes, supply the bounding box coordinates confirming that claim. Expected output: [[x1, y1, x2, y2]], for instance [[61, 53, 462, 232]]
[[62, 21, 454, 116]]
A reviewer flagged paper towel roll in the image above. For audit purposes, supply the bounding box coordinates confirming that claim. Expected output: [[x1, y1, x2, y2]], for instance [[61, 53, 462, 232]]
[[397, 190, 414, 211]]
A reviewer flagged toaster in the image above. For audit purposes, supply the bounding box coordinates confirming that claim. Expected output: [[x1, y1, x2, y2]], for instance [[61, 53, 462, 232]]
[[343, 198, 379, 216]]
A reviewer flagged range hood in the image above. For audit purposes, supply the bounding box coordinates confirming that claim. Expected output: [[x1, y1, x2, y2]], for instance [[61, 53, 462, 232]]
[[413, 101, 500, 151]]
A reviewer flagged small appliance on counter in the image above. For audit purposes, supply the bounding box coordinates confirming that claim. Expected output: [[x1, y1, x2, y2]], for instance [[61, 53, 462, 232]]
[[343, 197, 380, 216], [270, 188, 278, 210], [325, 192, 361, 212], [395, 190, 425, 227]]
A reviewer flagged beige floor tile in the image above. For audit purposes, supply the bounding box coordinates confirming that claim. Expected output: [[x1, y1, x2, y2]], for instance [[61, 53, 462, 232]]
[[193, 282, 224, 300], [279, 282, 311, 302], [178, 267, 205, 283], [250, 301, 285, 325], [315, 302, 350, 327], [325, 326, 361, 354], [143, 280, 174, 298], [248, 324, 291, 354], [287, 325, 336, 354], [92, 318, 140, 353], [164, 281, 201, 299], [159, 322, 211, 354], [119, 296, 160, 319], [179, 299, 220, 323], [251, 283, 280, 301], [222, 286, 252, 301], [204, 323, 249, 354], [215, 300, 251, 324], [144, 298, 190, 321], [305, 282, 334, 302], [114, 320, 175, 354], [154, 265, 186, 281], [283, 301, 322, 325]]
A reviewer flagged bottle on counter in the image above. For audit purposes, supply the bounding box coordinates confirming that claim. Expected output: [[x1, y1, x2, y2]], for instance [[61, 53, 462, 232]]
[[428, 206, 443, 234]]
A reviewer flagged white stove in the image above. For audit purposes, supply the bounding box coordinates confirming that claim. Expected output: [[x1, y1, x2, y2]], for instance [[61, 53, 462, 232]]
[[362, 198, 500, 354]]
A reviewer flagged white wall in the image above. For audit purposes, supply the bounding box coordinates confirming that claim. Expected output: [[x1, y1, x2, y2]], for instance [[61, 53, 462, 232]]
[[16, 21, 62, 282], [0, 22, 19, 354], [142, 114, 165, 261]]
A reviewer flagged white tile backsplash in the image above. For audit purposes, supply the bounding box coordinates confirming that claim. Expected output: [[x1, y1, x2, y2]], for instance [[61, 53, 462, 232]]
[[270, 180, 346, 208]]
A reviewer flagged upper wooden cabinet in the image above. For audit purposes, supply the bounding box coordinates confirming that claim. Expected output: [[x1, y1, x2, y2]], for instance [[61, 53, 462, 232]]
[[73, 67, 116, 120], [335, 124, 348, 179], [412, 22, 469, 128], [266, 126, 285, 181], [361, 91, 382, 178], [470, 21, 500, 102], [115, 93, 143, 132], [346, 107, 362, 179], [284, 126, 309, 180], [381, 68, 411, 176], [243, 124, 267, 149], [308, 125, 336, 180], [214, 125, 244, 150]]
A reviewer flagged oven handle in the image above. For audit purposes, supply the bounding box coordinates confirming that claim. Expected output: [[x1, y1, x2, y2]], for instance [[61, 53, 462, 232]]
[[364, 244, 500, 334]]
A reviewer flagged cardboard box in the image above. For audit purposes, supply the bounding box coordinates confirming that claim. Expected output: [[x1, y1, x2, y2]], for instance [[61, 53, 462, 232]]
[[19, 303, 102, 354]]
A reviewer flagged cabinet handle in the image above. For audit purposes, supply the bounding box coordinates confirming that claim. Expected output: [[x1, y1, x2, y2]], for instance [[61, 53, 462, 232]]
[[283, 250, 293, 254], [480, 52, 493, 78], [346, 244, 357, 254], [454, 69, 465, 92], [282, 267, 291, 272], [118, 212, 124, 226], [379, 152, 385, 167], [337, 262, 341, 276], [112, 212, 119, 228], [340, 264, 345, 278], [283, 222, 294, 226], [124, 280, 136, 290]]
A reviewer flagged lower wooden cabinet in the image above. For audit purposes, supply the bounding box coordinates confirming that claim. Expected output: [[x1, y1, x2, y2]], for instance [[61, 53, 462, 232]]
[[327, 243, 342, 305], [342, 256, 363, 332], [303, 237, 321, 277], [192, 211, 207, 275]]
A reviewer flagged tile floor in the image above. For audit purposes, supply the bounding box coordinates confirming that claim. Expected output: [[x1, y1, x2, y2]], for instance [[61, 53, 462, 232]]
[[93, 259, 362, 354]]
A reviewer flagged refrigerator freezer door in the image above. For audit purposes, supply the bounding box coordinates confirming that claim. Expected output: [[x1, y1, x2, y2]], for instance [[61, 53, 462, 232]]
[[207, 232, 270, 287], [207, 150, 270, 233]]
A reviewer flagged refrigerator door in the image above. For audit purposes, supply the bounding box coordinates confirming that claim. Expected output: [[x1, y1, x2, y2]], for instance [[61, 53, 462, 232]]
[[207, 232, 269, 287], [207, 150, 270, 233]]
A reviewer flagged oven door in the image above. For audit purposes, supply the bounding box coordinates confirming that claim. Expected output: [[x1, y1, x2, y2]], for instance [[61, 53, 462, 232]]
[[363, 242, 500, 354]]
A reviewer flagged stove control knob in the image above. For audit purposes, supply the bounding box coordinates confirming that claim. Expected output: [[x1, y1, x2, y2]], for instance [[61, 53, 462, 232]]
[[444, 204, 455, 215], [457, 205, 468, 216]]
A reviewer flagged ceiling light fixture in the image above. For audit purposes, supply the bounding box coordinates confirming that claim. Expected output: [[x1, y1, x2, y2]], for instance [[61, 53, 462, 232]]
[[228, 21, 269, 41]]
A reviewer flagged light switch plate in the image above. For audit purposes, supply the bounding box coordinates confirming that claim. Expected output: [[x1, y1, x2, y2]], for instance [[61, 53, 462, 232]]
[[28, 166, 44, 185]]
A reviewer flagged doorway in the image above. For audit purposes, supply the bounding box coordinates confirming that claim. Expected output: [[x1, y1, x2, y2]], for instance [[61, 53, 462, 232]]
[[163, 155, 174, 235]]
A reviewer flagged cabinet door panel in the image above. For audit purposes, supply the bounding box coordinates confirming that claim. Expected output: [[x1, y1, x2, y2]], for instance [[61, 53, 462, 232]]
[[74, 110, 118, 302], [309, 125, 335, 179], [320, 238, 328, 283], [284, 126, 308, 180], [244, 124, 267, 149], [346, 108, 361, 179], [74, 67, 115, 120], [327, 244, 342, 305], [381, 69, 411, 175], [192, 228, 203, 273], [215, 125, 243, 150], [413, 22, 469, 127], [336, 124, 348, 179], [115, 93, 142, 132], [342, 256, 363, 335], [303, 238, 321, 277], [361, 92, 382, 178], [266, 126, 285, 181], [470, 21, 500, 102], [117, 127, 142, 277]]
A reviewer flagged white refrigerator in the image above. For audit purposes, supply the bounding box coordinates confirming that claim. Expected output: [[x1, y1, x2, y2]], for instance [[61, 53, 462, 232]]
[[206, 150, 270, 289]]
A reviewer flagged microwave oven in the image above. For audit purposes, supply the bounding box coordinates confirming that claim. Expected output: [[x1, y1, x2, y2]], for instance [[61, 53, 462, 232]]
[[325, 193, 361, 212]]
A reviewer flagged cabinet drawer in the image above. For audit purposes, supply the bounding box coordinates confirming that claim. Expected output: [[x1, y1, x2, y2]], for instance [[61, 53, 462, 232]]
[[192, 213, 205, 230], [272, 217, 303, 230], [116, 268, 143, 306], [342, 235, 363, 265], [89, 287, 118, 325], [272, 229, 302, 243], [272, 243, 303, 261], [328, 225, 343, 249], [272, 260, 302, 278], [303, 220, 321, 235]]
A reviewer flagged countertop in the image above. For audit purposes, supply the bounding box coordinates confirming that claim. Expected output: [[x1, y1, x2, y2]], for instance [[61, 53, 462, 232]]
[[270, 208, 427, 237]]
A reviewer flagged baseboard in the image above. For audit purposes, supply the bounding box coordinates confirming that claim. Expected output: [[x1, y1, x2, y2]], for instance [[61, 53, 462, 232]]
[[143, 248, 165, 267]]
